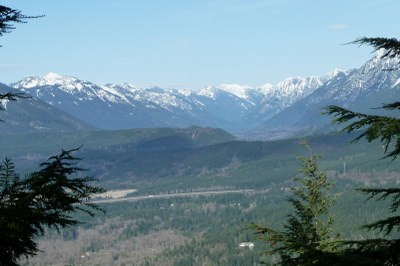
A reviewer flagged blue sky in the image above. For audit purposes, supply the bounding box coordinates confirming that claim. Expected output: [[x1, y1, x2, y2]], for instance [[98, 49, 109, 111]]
[[1, 0, 399, 89]]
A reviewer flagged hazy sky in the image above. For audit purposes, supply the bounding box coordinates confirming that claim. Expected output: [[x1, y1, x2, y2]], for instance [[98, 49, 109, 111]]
[[1, 0, 399, 89]]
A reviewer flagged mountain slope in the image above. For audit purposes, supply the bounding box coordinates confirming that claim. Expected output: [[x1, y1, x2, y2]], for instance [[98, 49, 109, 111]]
[[0, 126, 236, 178], [10, 51, 400, 139], [258, 51, 400, 139], [0, 83, 95, 134], [1, 129, 396, 192], [11, 73, 327, 133]]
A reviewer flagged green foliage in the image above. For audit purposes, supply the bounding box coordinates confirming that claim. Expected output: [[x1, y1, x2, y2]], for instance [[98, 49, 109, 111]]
[[18, 181, 395, 265], [0, 148, 105, 265], [324, 105, 400, 159], [255, 143, 340, 265], [0, 158, 19, 191], [324, 37, 400, 159], [324, 36, 400, 265], [22, 192, 281, 265], [0, 4, 102, 265], [0, 128, 396, 192], [358, 188, 400, 235]]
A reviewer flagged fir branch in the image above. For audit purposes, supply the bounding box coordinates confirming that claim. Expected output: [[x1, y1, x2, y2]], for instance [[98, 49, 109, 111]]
[[0, 5, 43, 36], [324, 105, 400, 159], [350, 37, 400, 59]]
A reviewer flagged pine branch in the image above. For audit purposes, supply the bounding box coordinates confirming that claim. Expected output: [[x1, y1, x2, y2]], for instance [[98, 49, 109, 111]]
[[350, 37, 400, 59], [0, 92, 31, 112], [0, 92, 30, 101], [381, 101, 400, 110], [354, 188, 400, 235], [20, 147, 105, 233], [322, 36, 400, 265], [362, 216, 400, 235], [342, 238, 400, 265], [324, 105, 400, 159], [0, 5, 43, 36]]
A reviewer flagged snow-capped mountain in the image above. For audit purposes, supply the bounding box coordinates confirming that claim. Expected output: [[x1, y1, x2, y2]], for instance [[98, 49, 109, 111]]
[[257, 51, 400, 139], [0, 83, 94, 135], [10, 50, 400, 139], [11, 72, 328, 133]]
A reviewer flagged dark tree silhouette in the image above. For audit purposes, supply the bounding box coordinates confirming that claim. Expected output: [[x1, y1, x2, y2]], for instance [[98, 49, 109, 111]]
[[325, 37, 400, 266], [0, 5, 105, 265], [0, 5, 41, 102], [0, 5, 43, 38], [0, 148, 105, 265]]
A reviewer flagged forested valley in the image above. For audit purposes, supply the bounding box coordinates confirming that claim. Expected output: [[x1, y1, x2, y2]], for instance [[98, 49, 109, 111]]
[[2, 3, 400, 266], [14, 131, 400, 265], [20, 183, 393, 265]]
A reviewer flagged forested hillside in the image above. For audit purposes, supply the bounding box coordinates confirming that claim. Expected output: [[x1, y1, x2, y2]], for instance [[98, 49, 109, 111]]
[[0, 127, 398, 192]]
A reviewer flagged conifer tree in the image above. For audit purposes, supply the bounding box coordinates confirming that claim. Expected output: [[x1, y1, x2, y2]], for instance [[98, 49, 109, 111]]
[[0, 5, 41, 101], [0, 148, 105, 265], [0, 5, 42, 39], [324, 37, 400, 265], [255, 142, 340, 265], [0, 5, 105, 265]]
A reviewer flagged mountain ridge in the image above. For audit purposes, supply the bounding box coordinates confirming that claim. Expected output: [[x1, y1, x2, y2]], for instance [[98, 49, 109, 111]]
[[8, 51, 400, 139], [0, 83, 95, 134], [10, 69, 347, 134], [257, 52, 400, 139]]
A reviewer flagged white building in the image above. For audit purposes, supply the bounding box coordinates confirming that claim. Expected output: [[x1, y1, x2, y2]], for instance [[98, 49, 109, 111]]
[[239, 242, 255, 250]]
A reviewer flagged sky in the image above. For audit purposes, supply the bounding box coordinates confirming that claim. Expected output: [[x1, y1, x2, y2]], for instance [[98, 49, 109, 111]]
[[0, 0, 399, 89]]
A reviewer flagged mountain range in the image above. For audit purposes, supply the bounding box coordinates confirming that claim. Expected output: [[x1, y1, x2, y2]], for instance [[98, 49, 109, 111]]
[[6, 50, 400, 139], [0, 83, 94, 135], [9, 72, 327, 133]]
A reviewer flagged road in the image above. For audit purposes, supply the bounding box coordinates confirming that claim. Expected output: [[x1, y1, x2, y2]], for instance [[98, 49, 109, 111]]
[[92, 189, 256, 204]]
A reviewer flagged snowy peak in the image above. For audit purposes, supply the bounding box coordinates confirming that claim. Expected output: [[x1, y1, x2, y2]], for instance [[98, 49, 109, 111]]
[[9, 69, 346, 132], [362, 49, 400, 72], [105, 83, 139, 93], [255, 75, 327, 113], [12, 71, 329, 105], [259, 50, 400, 140], [41, 72, 72, 85], [12, 72, 84, 89], [218, 84, 252, 99], [277, 76, 322, 96], [12, 54, 394, 137], [257, 73, 331, 98], [324, 68, 349, 79], [196, 86, 220, 99], [375, 48, 400, 62], [339, 50, 400, 100]]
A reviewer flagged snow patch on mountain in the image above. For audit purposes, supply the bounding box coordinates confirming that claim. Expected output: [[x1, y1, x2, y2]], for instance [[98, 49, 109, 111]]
[[197, 86, 218, 99], [12, 71, 333, 112], [218, 84, 252, 100], [14, 72, 84, 90], [9, 65, 362, 133]]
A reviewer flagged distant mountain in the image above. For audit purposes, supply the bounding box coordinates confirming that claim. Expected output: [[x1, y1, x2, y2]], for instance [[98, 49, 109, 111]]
[[257, 50, 400, 139], [10, 51, 400, 139], [11, 72, 330, 133], [0, 83, 95, 135]]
